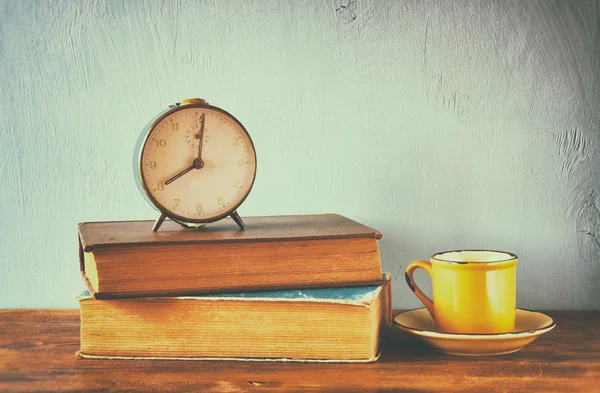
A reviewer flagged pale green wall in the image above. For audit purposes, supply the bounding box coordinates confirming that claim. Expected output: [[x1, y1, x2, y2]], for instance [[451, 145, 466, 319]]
[[1, 0, 599, 309]]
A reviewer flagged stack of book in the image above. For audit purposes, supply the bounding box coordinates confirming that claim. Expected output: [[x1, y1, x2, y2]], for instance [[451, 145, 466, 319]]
[[77, 214, 391, 362]]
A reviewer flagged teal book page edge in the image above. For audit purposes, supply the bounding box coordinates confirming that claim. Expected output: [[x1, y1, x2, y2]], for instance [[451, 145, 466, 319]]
[[79, 273, 389, 302]]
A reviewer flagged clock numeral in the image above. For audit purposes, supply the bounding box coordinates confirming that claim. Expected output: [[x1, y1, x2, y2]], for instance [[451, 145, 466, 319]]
[[174, 198, 180, 208], [149, 161, 157, 169], [196, 204, 203, 212], [232, 135, 242, 146], [155, 139, 167, 147], [157, 183, 164, 191], [233, 180, 243, 190], [217, 197, 225, 206], [238, 159, 249, 167], [172, 122, 179, 131]]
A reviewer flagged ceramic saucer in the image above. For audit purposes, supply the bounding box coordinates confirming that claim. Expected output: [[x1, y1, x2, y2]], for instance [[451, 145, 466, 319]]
[[393, 308, 556, 356]]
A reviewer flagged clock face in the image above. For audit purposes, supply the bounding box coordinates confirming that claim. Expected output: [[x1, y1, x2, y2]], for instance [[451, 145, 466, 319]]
[[139, 105, 256, 223]]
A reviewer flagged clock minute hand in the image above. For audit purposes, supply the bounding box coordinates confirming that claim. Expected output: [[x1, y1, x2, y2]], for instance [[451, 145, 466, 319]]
[[196, 113, 205, 161], [165, 164, 195, 185]]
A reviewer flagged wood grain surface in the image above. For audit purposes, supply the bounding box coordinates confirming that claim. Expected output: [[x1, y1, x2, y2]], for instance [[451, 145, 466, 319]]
[[1, 309, 598, 392]]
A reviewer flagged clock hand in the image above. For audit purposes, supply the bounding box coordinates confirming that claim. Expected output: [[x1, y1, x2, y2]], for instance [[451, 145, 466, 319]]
[[196, 113, 205, 161], [164, 164, 195, 185]]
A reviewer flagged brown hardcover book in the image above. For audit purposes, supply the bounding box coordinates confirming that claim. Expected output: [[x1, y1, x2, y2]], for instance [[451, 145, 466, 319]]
[[78, 214, 383, 299], [77, 275, 391, 362]]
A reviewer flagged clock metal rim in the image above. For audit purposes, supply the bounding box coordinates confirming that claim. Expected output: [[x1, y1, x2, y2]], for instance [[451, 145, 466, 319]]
[[135, 102, 257, 226]]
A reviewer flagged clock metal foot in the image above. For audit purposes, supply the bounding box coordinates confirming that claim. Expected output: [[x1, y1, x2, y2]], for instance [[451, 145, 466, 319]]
[[230, 210, 245, 229], [152, 213, 167, 232]]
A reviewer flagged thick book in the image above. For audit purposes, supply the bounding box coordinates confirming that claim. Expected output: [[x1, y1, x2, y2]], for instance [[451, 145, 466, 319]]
[[77, 275, 391, 362], [78, 214, 383, 299]]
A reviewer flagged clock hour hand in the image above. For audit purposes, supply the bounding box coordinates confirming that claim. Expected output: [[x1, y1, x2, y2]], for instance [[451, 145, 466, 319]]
[[164, 164, 195, 185]]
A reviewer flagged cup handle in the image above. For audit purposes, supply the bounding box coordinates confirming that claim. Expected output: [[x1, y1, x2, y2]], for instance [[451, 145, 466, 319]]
[[405, 260, 435, 319]]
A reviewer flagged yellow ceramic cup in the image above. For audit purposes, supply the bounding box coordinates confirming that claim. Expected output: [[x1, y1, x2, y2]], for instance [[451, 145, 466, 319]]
[[405, 250, 518, 334]]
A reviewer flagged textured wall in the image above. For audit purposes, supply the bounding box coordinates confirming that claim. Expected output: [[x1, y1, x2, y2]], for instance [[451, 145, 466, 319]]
[[1, 0, 599, 309]]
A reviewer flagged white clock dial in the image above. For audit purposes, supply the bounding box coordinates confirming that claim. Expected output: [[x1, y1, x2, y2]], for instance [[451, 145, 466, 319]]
[[140, 106, 256, 223]]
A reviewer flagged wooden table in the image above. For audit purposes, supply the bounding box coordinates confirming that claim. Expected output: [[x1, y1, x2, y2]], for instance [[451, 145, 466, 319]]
[[1, 310, 598, 392]]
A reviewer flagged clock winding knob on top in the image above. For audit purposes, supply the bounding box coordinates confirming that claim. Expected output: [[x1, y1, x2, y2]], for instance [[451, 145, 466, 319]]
[[180, 98, 208, 105]]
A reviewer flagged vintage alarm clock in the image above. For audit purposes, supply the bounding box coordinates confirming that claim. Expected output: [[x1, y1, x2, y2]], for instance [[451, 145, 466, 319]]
[[133, 98, 257, 232]]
